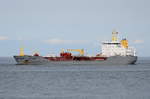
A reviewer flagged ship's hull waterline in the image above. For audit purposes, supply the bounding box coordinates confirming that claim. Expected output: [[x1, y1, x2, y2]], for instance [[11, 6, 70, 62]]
[[14, 55, 137, 65]]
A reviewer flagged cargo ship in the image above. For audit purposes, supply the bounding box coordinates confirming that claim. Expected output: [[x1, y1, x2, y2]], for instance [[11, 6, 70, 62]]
[[14, 30, 137, 65]]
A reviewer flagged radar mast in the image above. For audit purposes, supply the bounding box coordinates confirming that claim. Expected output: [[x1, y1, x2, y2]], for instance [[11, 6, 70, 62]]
[[112, 29, 118, 42]]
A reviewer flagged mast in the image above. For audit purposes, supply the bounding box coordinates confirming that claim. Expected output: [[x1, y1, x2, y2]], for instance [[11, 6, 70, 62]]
[[112, 29, 118, 42], [19, 47, 24, 56]]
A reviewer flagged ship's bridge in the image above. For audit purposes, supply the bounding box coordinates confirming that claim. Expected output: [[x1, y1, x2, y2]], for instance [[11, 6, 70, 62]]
[[101, 31, 136, 57]]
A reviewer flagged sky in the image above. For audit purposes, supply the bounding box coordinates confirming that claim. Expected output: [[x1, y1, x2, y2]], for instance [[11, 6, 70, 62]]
[[0, 0, 150, 57]]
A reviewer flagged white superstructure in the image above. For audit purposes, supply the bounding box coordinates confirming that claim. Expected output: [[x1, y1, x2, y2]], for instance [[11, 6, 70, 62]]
[[101, 30, 136, 57]]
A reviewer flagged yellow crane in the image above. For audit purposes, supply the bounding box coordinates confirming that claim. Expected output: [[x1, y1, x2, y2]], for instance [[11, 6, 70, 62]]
[[67, 49, 84, 56]]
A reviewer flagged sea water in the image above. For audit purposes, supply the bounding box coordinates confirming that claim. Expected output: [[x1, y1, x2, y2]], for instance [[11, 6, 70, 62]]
[[0, 57, 150, 99]]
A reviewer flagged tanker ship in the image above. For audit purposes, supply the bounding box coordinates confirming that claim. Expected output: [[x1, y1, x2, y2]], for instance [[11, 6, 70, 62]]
[[14, 31, 137, 65]]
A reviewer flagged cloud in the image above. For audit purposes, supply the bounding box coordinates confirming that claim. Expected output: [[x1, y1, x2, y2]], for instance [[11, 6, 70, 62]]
[[134, 40, 144, 44], [44, 38, 88, 45], [15, 36, 30, 41], [0, 36, 8, 40], [44, 38, 66, 44]]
